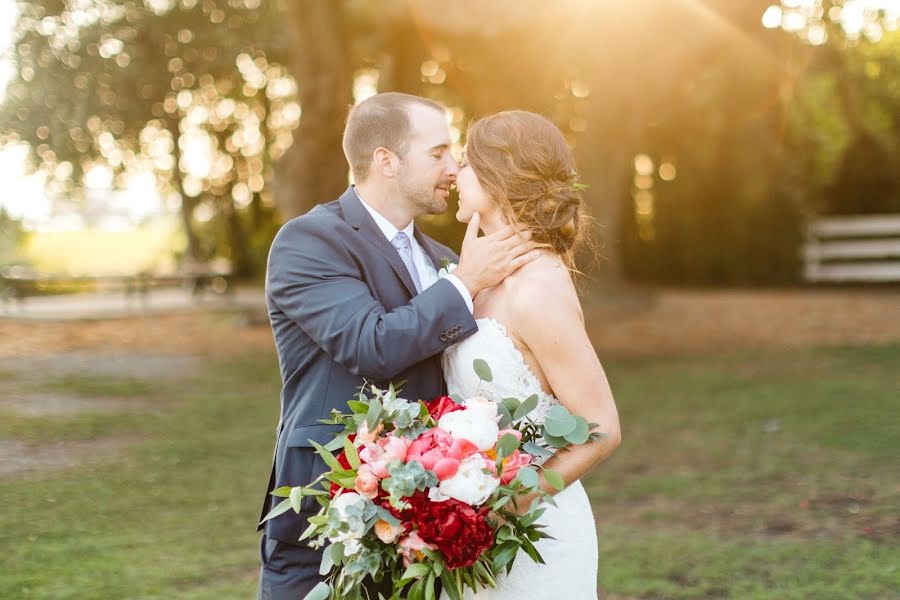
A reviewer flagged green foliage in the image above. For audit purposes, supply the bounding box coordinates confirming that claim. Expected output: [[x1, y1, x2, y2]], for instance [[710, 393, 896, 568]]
[[382, 460, 438, 509], [1, 1, 290, 275], [621, 27, 899, 284]]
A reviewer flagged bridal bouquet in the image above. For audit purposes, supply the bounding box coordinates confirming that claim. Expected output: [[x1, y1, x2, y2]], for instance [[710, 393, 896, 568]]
[[261, 360, 603, 600]]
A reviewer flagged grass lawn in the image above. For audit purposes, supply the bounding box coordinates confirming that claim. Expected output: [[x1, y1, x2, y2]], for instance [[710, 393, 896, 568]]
[[1, 344, 897, 599]]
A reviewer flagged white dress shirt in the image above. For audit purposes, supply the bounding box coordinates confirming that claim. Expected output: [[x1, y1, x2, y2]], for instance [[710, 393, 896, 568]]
[[356, 193, 474, 313]]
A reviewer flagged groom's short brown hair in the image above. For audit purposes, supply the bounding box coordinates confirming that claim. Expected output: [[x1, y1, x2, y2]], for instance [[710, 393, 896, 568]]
[[342, 92, 445, 183]]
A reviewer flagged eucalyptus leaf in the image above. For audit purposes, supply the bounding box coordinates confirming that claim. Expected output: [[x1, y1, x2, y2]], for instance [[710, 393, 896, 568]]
[[318, 545, 335, 576], [495, 433, 520, 460], [375, 506, 402, 527], [303, 582, 331, 600], [329, 541, 345, 566], [543, 469, 565, 491], [522, 442, 555, 461], [564, 416, 590, 445], [542, 431, 570, 448], [501, 397, 520, 415], [513, 394, 539, 420], [497, 401, 513, 429], [543, 405, 577, 437], [449, 394, 464, 405], [473, 359, 493, 382], [516, 466, 540, 489]]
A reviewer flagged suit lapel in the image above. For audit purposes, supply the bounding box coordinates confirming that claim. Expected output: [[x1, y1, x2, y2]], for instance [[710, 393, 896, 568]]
[[414, 227, 446, 273], [339, 187, 418, 297]]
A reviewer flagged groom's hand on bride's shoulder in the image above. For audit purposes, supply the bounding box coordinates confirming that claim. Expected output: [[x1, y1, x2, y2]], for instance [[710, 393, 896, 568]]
[[453, 212, 539, 297]]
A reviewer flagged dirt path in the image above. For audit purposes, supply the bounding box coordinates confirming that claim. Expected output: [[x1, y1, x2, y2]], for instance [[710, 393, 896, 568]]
[[1, 287, 898, 360], [585, 286, 900, 357]]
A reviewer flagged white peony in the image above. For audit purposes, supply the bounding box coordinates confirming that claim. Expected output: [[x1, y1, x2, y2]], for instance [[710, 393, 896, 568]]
[[438, 397, 500, 451], [432, 454, 499, 506], [330, 491, 366, 519], [464, 396, 501, 420], [331, 530, 363, 557], [328, 492, 368, 556]]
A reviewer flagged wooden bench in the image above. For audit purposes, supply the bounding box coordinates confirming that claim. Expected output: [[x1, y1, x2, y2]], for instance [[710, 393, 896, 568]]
[[803, 214, 900, 283], [0, 266, 234, 309]]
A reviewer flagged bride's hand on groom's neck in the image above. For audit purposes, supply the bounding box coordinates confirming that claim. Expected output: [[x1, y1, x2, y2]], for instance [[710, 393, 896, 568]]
[[453, 212, 540, 296]]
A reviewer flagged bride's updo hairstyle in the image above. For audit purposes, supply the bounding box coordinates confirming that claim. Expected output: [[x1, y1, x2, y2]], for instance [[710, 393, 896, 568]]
[[465, 110, 590, 271]]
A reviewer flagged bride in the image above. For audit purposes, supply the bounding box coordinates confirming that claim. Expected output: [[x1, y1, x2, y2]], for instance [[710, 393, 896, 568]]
[[441, 111, 622, 599]]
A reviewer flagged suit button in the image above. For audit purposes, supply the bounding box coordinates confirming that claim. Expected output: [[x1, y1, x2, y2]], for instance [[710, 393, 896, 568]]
[[439, 334, 448, 342]]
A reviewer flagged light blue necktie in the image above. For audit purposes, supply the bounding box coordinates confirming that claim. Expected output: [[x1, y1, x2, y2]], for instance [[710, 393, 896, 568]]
[[391, 231, 423, 293]]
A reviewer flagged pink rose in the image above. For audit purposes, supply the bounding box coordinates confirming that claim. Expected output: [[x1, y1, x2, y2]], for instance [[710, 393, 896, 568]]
[[374, 519, 405, 544], [359, 434, 411, 478], [484, 450, 533, 485], [354, 464, 380, 499], [497, 428, 522, 442], [397, 531, 438, 568], [356, 421, 384, 445], [406, 428, 479, 481]]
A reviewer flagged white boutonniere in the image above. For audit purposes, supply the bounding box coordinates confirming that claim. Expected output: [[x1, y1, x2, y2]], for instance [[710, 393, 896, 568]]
[[438, 256, 458, 279]]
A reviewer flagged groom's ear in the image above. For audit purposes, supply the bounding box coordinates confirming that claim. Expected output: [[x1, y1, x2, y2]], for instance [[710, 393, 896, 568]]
[[373, 147, 397, 179]]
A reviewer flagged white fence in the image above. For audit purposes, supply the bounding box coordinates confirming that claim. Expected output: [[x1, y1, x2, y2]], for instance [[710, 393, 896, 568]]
[[803, 214, 900, 283]]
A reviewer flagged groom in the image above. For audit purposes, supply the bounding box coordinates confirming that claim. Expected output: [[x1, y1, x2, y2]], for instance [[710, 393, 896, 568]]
[[258, 92, 537, 599]]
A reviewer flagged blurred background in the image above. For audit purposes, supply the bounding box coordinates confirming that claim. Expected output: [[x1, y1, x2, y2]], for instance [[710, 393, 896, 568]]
[[0, 1, 897, 598]]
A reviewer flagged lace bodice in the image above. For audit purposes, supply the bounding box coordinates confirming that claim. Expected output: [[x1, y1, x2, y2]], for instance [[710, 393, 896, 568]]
[[442, 318, 561, 424], [440, 319, 599, 599]]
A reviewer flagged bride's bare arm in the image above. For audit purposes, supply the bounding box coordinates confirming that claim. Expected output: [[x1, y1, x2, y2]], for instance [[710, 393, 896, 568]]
[[507, 271, 621, 497]]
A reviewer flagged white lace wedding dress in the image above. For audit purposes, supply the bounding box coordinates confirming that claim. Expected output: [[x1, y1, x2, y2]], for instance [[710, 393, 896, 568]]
[[440, 318, 599, 600]]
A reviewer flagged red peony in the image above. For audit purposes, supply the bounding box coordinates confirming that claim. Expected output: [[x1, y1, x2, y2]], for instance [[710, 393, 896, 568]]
[[425, 395, 465, 421], [407, 492, 495, 569]]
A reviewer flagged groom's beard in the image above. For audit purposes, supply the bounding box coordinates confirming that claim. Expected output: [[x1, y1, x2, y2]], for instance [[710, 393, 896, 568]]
[[399, 176, 451, 216]]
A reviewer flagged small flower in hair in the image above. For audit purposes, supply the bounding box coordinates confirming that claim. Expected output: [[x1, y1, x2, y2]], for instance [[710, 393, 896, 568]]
[[569, 169, 590, 192]]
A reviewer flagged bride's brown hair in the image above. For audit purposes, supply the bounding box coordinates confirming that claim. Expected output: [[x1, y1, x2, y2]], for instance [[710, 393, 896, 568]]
[[465, 110, 593, 272]]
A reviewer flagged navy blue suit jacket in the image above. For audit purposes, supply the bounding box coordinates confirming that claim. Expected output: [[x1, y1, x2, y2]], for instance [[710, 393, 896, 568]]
[[259, 187, 478, 544]]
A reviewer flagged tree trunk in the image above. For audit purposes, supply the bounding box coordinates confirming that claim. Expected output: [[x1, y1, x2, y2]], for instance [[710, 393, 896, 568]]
[[273, 0, 353, 219], [221, 195, 254, 277], [167, 118, 201, 264]]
